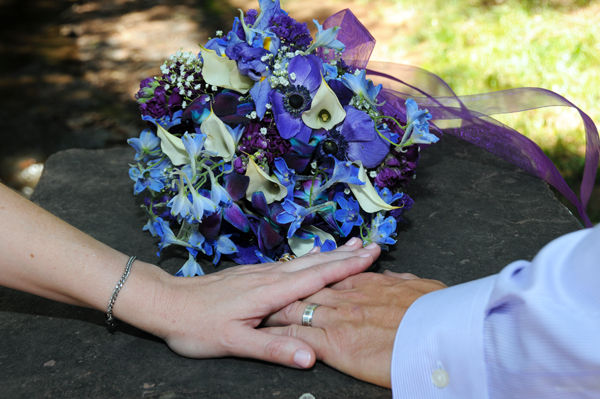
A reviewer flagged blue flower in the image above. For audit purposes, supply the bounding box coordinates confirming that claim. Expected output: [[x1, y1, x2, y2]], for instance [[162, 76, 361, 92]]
[[269, 54, 322, 141], [314, 235, 337, 252], [376, 186, 405, 205], [368, 213, 397, 250], [189, 184, 219, 223], [186, 229, 206, 257], [169, 190, 193, 221], [225, 43, 270, 81], [128, 129, 160, 162], [330, 156, 364, 185], [142, 109, 182, 130], [335, 197, 364, 237], [175, 253, 205, 277], [400, 99, 438, 147], [304, 19, 345, 54], [323, 63, 338, 82], [341, 69, 382, 109], [273, 158, 296, 201], [153, 217, 188, 256], [129, 165, 165, 195], [276, 200, 309, 238], [313, 106, 390, 169], [203, 234, 238, 265], [255, 250, 276, 263]]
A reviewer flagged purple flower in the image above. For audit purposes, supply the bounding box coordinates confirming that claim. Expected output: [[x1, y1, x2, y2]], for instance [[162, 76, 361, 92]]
[[269, 54, 322, 141], [226, 43, 270, 81], [373, 167, 405, 190], [375, 145, 420, 190], [269, 14, 312, 50], [233, 157, 246, 174], [389, 194, 414, 223], [139, 85, 168, 119], [314, 107, 390, 168], [182, 92, 254, 126], [237, 119, 292, 166]]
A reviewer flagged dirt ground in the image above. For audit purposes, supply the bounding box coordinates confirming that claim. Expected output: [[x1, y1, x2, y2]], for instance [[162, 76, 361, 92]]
[[0, 0, 410, 194]]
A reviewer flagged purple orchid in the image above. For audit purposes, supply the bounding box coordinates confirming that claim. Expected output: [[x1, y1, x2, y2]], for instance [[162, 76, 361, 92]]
[[269, 54, 322, 141], [182, 92, 254, 126]]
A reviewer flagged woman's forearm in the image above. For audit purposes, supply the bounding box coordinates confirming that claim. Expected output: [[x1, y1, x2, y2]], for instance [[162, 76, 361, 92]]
[[0, 183, 151, 310]]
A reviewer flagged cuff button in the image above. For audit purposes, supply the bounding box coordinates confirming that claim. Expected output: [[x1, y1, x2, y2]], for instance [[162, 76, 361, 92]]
[[431, 369, 449, 388]]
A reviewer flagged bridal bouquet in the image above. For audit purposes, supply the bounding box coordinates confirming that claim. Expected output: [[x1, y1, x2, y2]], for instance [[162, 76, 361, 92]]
[[128, 1, 439, 275]]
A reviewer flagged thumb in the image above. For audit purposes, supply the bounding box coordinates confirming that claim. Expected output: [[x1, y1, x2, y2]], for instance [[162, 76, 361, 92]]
[[233, 328, 317, 369]]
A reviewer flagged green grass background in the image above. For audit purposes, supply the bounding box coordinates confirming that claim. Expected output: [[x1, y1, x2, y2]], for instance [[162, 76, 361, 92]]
[[319, 0, 600, 224]]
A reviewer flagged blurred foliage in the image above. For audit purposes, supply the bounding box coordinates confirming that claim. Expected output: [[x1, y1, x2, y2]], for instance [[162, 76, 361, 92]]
[[351, 0, 600, 223]]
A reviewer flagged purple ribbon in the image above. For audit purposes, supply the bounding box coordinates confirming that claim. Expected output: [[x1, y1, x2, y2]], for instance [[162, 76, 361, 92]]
[[323, 9, 599, 228]]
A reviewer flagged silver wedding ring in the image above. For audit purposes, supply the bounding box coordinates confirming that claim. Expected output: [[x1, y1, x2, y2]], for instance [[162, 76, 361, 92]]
[[302, 303, 320, 327]]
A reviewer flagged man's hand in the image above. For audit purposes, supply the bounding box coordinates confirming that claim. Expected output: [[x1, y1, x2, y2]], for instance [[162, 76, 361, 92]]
[[262, 270, 446, 387]]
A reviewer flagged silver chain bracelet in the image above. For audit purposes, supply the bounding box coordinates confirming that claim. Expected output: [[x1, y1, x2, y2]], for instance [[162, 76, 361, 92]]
[[106, 255, 137, 329]]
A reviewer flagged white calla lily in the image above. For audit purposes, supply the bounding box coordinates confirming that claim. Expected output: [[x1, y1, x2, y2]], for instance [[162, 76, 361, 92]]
[[201, 109, 237, 162], [244, 157, 288, 203], [301, 77, 346, 130], [156, 123, 190, 166], [200, 47, 253, 93], [289, 226, 337, 257], [348, 161, 399, 213]]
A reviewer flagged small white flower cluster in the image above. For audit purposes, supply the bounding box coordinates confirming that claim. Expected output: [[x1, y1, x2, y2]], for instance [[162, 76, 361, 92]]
[[159, 50, 204, 108], [349, 94, 380, 119], [268, 45, 303, 89]]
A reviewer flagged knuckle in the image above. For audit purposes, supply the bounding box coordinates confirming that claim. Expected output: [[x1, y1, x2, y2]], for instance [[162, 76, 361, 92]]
[[264, 338, 286, 360]]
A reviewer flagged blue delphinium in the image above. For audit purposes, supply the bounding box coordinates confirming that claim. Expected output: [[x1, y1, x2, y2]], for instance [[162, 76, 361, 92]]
[[128, 129, 160, 162], [335, 197, 364, 237], [400, 99, 439, 146], [276, 200, 309, 238], [175, 253, 205, 277], [366, 213, 397, 249], [129, 164, 165, 195]]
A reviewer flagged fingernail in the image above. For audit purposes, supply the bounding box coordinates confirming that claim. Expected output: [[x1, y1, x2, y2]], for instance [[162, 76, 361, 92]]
[[293, 349, 312, 368], [360, 253, 373, 258], [344, 237, 359, 246], [365, 242, 378, 249], [308, 246, 320, 254]]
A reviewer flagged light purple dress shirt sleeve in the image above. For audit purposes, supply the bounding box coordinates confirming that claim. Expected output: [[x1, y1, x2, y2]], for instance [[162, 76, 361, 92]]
[[391, 224, 600, 398]]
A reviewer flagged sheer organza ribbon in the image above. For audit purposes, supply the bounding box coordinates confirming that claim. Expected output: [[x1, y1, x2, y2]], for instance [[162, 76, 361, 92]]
[[322, 9, 600, 228]]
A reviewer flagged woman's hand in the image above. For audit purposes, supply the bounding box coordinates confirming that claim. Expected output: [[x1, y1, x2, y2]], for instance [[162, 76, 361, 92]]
[[114, 237, 381, 369], [261, 270, 446, 386]]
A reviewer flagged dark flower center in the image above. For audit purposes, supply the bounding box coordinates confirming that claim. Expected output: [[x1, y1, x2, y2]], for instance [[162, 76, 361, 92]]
[[288, 94, 304, 109], [283, 85, 311, 117], [322, 140, 338, 155]]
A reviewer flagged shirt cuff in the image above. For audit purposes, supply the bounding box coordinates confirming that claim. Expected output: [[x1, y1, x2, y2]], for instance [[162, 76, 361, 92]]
[[391, 275, 497, 398]]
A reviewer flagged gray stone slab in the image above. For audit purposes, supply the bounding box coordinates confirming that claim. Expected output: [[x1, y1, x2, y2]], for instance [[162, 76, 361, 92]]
[[0, 135, 581, 398]]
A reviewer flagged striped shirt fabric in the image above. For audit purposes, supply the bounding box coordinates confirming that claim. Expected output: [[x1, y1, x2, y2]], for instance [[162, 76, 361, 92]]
[[391, 225, 600, 398]]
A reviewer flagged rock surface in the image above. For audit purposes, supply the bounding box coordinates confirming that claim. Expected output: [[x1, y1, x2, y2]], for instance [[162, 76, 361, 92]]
[[0, 135, 580, 398]]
